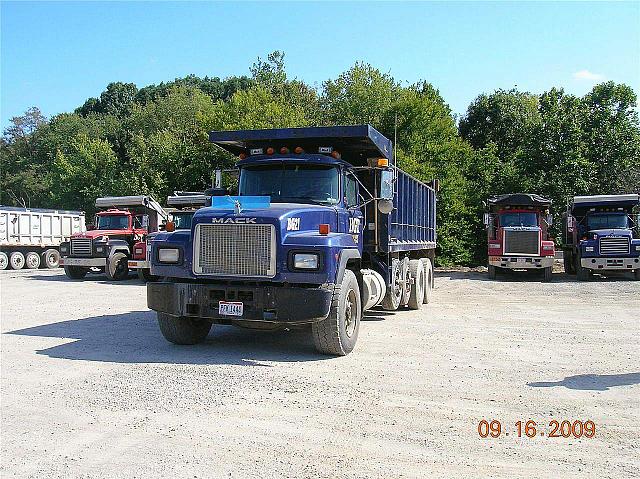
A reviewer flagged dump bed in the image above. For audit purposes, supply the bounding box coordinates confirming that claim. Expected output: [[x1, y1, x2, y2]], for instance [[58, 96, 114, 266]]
[[0, 206, 85, 247]]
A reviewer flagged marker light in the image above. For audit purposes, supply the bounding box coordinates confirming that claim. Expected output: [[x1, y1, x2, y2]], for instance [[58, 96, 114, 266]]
[[294, 146, 304, 154], [377, 158, 389, 167], [266, 147, 275, 155], [319, 224, 330, 235], [239, 153, 247, 160], [331, 151, 341, 159], [280, 147, 289, 154], [165, 221, 176, 232]]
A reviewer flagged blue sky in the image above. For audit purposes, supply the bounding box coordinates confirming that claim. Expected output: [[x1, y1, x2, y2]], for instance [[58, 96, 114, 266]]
[[2, 1, 639, 129]]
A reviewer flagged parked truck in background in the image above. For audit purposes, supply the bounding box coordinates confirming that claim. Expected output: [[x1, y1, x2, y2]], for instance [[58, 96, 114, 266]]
[[484, 193, 555, 281], [147, 125, 438, 356], [129, 192, 209, 282], [562, 194, 640, 281], [0, 206, 85, 270], [60, 196, 168, 280]]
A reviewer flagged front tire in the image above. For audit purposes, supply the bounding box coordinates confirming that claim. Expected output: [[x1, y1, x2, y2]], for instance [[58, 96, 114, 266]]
[[157, 312, 212, 345], [312, 269, 361, 356], [105, 252, 129, 281], [576, 259, 590, 281], [64, 265, 88, 279], [542, 266, 552, 282]]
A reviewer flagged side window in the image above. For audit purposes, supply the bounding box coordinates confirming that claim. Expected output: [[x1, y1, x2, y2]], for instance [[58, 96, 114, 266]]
[[345, 175, 358, 207]]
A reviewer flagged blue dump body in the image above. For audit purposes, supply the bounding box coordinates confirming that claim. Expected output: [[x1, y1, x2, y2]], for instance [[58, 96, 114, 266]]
[[146, 125, 438, 355], [562, 194, 640, 279]]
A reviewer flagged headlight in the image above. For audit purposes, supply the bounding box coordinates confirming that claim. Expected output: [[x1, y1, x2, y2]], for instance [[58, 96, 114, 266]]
[[60, 246, 68, 253], [293, 253, 319, 269], [635, 245, 640, 251], [585, 246, 594, 252], [95, 246, 104, 253], [542, 244, 554, 250], [158, 248, 180, 263]]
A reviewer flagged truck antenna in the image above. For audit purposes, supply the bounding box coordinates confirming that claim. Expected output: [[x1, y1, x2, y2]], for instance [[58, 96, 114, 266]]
[[394, 112, 398, 164]]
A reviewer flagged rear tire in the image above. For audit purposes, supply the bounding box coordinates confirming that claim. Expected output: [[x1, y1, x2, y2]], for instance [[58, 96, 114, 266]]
[[488, 265, 497, 279], [408, 259, 425, 310], [42, 249, 60, 269], [576, 259, 590, 281], [25, 251, 41, 269], [0, 252, 8, 270], [9, 252, 25, 270], [138, 268, 159, 282], [563, 254, 576, 275], [543, 266, 552, 282], [157, 312, 212, 345], [312, 269, 361, 356], [64, 265, 88, 279], [382, 258, 403, 311], [423, 258, 434, 304], [105, 252, 129, 281]]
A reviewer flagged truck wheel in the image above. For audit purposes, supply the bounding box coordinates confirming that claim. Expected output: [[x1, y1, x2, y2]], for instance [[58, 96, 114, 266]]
[[399, 257, 411, 306], [9, 252, 25, 270], [382, 258, 403, 311], [488, 265, 497, 280], [138, 268, 159, 282], [563, 255, 576, 275], [576, 261, 590, 281], [157, 312, 212, 345], [25, 251, 41, 269], [312, 269, 361, 356], [542, 266, 552, 282], [42, 249, 60, 269], [64, 265, 88, 279], [407, 259, 425, 310], [423, 258, 434, 304], [0, 252, 8, 270], [105, 252, 129, 281]]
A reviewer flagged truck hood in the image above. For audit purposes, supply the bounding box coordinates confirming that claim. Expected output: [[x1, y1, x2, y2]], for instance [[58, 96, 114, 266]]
[[71, 229, 131, 239], [588, 229, 632, 238]]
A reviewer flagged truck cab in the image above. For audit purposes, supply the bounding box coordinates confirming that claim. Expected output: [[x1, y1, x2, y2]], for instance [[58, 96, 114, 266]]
[[60, 196, 167, 280], [484, 193, 555, 281], [562, 194, 640, 280], [147, 125, 437, 356]]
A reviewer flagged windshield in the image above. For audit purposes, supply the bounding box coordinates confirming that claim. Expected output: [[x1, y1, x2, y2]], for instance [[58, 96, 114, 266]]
[[97, 215, 129, 230], [172, 212, 194, 230], [239, 164, 340, 205], [587, 213, 628, 230], [500, 212, 538, 227]]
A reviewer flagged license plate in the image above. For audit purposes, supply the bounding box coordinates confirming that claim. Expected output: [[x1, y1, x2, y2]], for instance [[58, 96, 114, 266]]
[[218, 301, 243, 316]]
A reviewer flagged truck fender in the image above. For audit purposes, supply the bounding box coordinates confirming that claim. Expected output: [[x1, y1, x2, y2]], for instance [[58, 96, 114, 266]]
[[107, 240, 130, 258], [336, 249, 361, 285]]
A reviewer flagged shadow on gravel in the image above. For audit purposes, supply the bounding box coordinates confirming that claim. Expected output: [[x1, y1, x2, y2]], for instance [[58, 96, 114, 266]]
[[5, 311, 330, 365], [527, 373, 640, 391], [436, 270, 635, 283], [24, 272, 139, 283]]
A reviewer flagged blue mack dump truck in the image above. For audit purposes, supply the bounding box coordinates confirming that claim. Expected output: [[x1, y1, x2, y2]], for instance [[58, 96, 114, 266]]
[[562, 194, 640, 281], [147, 125, 437, 355]]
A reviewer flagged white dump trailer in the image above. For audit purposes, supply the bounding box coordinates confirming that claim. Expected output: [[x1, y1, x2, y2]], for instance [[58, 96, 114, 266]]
[[0, 206, 85, 270]]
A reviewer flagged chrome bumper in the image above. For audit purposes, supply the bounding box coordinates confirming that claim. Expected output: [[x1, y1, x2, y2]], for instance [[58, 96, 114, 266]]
[[128, 260, 150, 269], [581, 257, 640, 270], [61, 257, 106, 267], [489, 256, 554, 269]]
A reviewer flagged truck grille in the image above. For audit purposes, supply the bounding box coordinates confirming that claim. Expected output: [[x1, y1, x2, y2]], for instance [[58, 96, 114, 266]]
[[503, 229, 539, 255], [193, 223, 276, 277], [70, 238, 92, 256], [599, 236, 629, 255]]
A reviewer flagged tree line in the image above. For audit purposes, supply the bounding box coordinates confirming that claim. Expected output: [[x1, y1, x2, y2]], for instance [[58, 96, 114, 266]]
[[2, 51, 638, 265]]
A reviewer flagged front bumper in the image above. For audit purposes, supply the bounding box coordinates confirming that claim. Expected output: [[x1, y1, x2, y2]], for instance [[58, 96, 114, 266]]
[[581, 257, 640, 271], [147, 282, 335, 324], [60, 257, 106, 267], [128, 260, 150, 269], [489, 256, 554, 269]]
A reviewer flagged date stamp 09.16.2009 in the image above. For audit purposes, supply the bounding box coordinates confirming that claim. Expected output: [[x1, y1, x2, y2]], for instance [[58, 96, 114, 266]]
[[477, 420, 596, 439]]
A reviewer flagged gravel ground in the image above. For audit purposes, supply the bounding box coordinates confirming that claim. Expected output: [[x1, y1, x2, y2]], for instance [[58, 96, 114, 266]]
[[1, 267, 639, 478]]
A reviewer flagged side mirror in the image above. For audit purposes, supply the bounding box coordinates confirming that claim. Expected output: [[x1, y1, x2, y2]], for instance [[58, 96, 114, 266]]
[[378, 199, 394, 214], [546, 214, 553, 226], [380, 169, 394, 200], [483, 213, 490, 227]]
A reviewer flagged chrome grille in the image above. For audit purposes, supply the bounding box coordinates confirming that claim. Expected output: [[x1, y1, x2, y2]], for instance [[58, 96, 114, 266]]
[[71, 238, 92, 256], [599, 236, 629, 255], [193, 223, 276, 277], [503, 229, 539, 255]]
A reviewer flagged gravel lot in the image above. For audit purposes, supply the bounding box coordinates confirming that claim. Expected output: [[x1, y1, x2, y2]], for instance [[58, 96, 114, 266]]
[[1, 267, 639, 478]]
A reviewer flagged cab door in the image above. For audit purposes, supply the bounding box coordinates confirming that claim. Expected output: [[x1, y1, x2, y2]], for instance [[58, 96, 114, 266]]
[[341, 172, 364, 251]]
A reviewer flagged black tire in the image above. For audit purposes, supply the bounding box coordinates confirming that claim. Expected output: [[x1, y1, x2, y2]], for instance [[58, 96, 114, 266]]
[[563, 254, 576, 275], [634, 269, 640, 281], [488, 265, 497, 280], [576, 257, 590, 281], [423, 258, 434, 304], [64, 265, 88, 279], [105, 252, 129, 281], [399, 257, 411, 307], [312, 269, 361, 356], [408, 259, 425, 310], [157, 312, 212, 345], [382, 258, 403, 311], [9, 251, 25, 270], [25, 251, 41, 269], [138, 268, 159, 282], [543, 266, 552, 282], [42, 249, 60, 269], [0, 251, 9, 270]]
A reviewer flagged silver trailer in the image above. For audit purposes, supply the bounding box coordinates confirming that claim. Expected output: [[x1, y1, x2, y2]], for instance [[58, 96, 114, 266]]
[[0, 206, 85, 270]]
